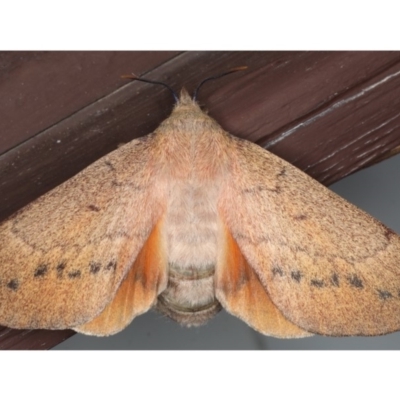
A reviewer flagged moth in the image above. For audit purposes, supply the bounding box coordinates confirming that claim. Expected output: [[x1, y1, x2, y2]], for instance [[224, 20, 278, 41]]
[[1, 70, 400, 339]]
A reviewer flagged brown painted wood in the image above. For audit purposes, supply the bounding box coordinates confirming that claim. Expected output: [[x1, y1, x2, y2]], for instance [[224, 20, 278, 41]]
[[1, 51, 400, 349], [369, 145, 400, 166], [0, 51, 180, 154], [0, 326, 74, 350]]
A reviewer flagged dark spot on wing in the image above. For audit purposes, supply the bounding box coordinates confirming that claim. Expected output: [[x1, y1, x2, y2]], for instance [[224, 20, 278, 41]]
[[347, 274, 363, 289], [243, 185, 281, 194], [384, 228, 396, 240], [90, 262, 101, 274], [106, 260, 117, 271], [271, 266, 284, 277], [310, 279, 324, 288], [7, 279, 19, 291], [88, 205, 100, 212], [330, 273, 340, 287], [277, 167, 287, 177], [57, 262, 66, 278], [34, 264, 48, 278], [107, 230, 130, 239], [291, 270, 302, 282], [378, 290, 392, 300], [294, 214, 307, 221], [104, 160, 115, 171], [68, 270, 81, 279], [112, 181, 143, 190]]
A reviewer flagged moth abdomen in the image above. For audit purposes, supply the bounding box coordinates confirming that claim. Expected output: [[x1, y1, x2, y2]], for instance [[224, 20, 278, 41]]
[[156, 296, 222, 328], [156, 263, 219, 327]]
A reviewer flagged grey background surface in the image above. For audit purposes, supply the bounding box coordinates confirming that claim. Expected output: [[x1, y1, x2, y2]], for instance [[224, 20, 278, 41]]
[[54, 154, 400, 350]]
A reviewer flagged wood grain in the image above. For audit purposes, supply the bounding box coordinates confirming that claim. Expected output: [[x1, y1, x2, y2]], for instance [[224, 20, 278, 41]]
[[0, 51, 180, 153]]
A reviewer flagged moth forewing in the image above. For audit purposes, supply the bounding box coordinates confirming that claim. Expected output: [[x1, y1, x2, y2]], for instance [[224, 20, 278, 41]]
[[219, 136, 400, 336], [0, 136, 165, 332]]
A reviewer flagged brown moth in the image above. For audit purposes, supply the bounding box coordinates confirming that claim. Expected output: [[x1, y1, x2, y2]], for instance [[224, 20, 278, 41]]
[[1, 77, 400, 339]]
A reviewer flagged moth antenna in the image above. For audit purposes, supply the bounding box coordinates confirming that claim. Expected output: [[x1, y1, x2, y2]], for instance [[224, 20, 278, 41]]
[[192, 66, 248, 101], [122, 73, 179, 103]]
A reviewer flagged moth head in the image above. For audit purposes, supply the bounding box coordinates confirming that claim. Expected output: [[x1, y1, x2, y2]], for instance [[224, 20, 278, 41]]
[[172, 88, 202, 113]]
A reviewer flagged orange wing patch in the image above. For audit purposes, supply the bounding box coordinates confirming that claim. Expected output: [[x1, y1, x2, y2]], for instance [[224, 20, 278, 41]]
[[216, 224, 312, 338], [75, 219, 168, 336]]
